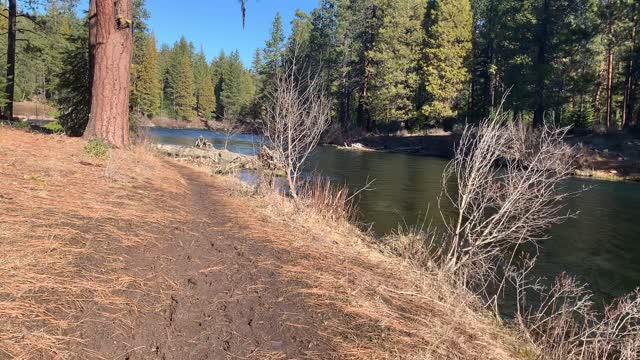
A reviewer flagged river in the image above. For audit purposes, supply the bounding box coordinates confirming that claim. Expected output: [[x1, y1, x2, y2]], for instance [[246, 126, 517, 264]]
[[150, 127, 640, 303]]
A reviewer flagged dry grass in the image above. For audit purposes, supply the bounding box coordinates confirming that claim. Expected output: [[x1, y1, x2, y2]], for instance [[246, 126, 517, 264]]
[[0, 127, 188, 358], [212, 173, 532, 359]]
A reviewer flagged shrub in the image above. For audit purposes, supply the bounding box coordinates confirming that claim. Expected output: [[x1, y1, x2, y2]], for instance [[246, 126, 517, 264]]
[[84, 139, 109, 159], [47, 108, 61, 119], [43, 121, 64, 133]]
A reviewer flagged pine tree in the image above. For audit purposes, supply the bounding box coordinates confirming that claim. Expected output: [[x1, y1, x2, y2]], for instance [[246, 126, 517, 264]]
[[370, 0, 425, 124], [263, 13, 284, 72], [136, 34, 161, 117], [421, 0, 473, 123], [240, 69, 256, 115], [174, 52, 196, 120], [211, 49, 227, 118], [220, 51, 244, 119], [199, 68, 216, 119], [57, 31, 91, 136], [193, 49, 209, 115]]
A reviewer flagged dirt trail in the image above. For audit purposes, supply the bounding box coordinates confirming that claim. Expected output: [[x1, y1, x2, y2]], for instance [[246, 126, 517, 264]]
[[86, 164, 330, 359]]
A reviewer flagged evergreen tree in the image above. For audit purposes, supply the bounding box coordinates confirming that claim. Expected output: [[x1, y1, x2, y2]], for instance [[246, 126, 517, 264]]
[[129, 0, 151, 112], [287, 9, 312, 56], [240, 69, 256, 115], [174, 52, 196, 120], [370, 0, 425, 124], [199, 68, 216, 119], [211, 49, 227, 117], [57, 31, 90, 136], [193, 49, 209, 115], [220, 51, 244, 119], [420, 0, 473, 123], [250, 48, 263, 117], [136, 34, 161, 117], [260, 12, 285, 106], [263, 12, 284, 72]]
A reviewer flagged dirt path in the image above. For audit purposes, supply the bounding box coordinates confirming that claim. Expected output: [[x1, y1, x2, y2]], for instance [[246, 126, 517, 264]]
[[86, 164, 330, 359]]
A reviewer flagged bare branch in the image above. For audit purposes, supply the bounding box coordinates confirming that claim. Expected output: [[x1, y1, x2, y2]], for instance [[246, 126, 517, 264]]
[[262, 51, 331, 198]]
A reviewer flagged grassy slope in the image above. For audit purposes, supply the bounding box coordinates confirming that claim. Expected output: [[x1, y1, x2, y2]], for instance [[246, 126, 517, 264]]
[[0, 127, 529, 359]]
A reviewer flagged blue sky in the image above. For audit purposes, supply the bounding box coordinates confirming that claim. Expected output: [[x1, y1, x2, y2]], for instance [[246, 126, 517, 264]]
[[79, 1, 318, 68]]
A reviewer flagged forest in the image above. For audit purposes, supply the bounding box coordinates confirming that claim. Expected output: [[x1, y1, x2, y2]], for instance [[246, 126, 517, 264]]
[[1, 0, 639, 135]]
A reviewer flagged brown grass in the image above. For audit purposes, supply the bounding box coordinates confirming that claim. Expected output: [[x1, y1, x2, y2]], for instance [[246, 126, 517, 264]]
[[0, 127, 188, 358], [211, 173, 533, 359], [1, 126, 532, 359]]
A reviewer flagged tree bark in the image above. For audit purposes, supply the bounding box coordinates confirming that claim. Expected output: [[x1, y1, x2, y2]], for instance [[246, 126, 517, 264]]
[[604, 13, 615, 130], [532, 0, 550, 128], [88, 0, 97, 92], [83, 0, 133, 148], [4, 0, 16, 121], [622, 59, 634, 129], [623, 10, 638, 129], [605, 47, 614, 129]]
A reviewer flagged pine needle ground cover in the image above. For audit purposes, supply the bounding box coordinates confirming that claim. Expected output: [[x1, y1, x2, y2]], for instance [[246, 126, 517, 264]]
[[0, 127, 188, 358]]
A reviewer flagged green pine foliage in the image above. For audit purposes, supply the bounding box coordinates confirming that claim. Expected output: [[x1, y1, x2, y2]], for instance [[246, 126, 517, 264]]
[[56, 31, 91, 136], [420, 0, 473, 124], [199, 69, 216, 119], [370, 0, 426, 123], [2, 0, 638, 133], [174, 53, 196, 120], [220, 51, 246, 119], [136, 34, 162, 117]]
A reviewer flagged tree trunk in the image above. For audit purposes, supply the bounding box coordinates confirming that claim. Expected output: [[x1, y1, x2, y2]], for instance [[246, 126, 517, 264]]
[[605, 47, 614, 129], [4, 0, 16, 121], [88, 0, 97, 114], [624, 10, 638, 128], [622, 59, 634, 129], [83, 0, 133, 147], [604, 11, 615, 130], [358, 57, 371, 130], [532, 0, 550, 128]]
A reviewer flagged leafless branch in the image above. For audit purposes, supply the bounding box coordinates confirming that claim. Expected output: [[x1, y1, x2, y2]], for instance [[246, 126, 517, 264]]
[[262, 52, 331, 198], [435, 109, 578, 305]]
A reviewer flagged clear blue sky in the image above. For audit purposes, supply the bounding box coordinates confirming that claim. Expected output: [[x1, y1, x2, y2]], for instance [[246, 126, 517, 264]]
[[79, 1, 318, 68]]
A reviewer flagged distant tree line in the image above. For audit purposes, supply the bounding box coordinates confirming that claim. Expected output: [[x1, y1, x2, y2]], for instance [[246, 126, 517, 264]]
[[135, 37, 256, 122], [0, 0, 256, 133], [2, 0, 639, 136], [255, 0, 640, 132]]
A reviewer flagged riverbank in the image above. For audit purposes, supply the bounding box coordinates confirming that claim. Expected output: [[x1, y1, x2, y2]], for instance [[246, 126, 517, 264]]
[[350, 131, 640, 182], [0, 127, 531, 358]]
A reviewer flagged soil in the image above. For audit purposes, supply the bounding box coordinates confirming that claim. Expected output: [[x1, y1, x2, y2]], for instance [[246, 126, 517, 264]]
[[77, 164, 331, 359]]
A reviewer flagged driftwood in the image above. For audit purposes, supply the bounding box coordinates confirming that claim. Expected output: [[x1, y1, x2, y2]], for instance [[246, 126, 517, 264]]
[[194, 135, 213, 149], [156, 144, 257, 168]]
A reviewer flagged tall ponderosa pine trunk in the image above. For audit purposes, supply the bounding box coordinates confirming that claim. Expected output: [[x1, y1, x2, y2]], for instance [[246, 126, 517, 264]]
[[83, 0, 133, 147], [532, 0, 550, 128], [4, 0, 16, 121], [604, 16, 615, 129], [622, 10, 638, 129]]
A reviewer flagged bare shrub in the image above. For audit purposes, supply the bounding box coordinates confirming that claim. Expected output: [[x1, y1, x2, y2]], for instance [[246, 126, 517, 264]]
[[263, 56, 331, 198], [415, 110, 640, 359], [437, 112, 577, 301], [512, 269, 640, 359], [221, 117, 242, 150]]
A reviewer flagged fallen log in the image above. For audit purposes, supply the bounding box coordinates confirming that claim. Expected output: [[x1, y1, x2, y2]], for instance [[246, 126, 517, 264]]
[[156, 144, 258, 169]]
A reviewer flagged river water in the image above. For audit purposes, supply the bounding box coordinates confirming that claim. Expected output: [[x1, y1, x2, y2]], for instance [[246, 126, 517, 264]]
[[150, 127, 640, 302]]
